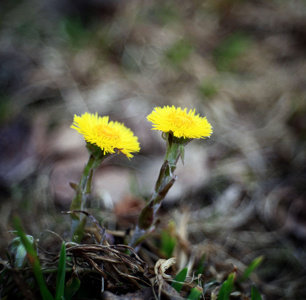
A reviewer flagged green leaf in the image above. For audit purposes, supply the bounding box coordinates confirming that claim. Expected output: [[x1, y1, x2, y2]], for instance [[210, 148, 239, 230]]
[[8, 236, 34, 268], [171, 267, 187, 292], [188, 286, 202, 300], [55, 242, 67, 300], [217, 273, 235, 300], [14, 217, 54, 300], [251, 284, 262, 300], [241, 256, 263, 282], [64, 275, 81, 300]]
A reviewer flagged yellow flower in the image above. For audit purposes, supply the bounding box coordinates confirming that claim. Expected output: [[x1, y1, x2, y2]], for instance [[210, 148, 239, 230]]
[[147, 105, 212, 139], [71, 112, 140, 158]]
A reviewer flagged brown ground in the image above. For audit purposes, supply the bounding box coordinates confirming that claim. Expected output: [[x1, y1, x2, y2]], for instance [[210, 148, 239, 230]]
[[0, 1, 306, 299]]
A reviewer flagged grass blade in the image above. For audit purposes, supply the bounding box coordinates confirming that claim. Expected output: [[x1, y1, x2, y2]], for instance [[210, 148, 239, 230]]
[[161, 229, 176, 258], [251, 284, 262, 300], [171, 267, 187, 292], [14, 217, 54, 300], [195, 254, 206, 276], [188, 286, 202, 300], [55, 242, 66, 300], [241, 256, 263, 282], [217, 273, 235, 300]]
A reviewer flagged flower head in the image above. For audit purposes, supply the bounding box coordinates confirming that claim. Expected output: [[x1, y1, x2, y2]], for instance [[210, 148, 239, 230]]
[[71, 112, 140, 158], [147, 105, 212, 139]]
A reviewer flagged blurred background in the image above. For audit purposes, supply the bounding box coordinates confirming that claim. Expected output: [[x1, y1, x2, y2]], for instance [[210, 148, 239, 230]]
[[0, 0, 306, 299]]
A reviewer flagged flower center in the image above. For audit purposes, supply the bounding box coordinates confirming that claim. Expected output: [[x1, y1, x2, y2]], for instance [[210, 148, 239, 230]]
[[95, 124, 120, 141], [169, 111, 193, 128]]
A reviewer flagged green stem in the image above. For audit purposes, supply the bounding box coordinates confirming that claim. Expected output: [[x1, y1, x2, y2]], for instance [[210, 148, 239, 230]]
[[70, 154, 95, 213], [130, 134, 182, 248], [151, 141, 180, 210], [70, 145, 107, 242], [70, 155, 95, 242]]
